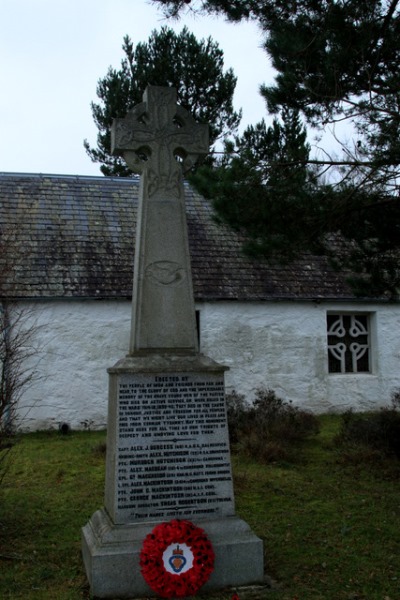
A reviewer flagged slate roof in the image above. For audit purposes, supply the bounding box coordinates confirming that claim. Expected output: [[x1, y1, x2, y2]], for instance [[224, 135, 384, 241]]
[[0, 172, 359, 301]]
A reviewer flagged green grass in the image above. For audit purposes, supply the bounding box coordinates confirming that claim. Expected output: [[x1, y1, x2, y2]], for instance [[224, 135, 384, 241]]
[[1, 417, 400, 599]]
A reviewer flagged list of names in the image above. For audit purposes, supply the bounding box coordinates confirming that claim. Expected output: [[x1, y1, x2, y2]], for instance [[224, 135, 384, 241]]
[[114, 373, 235, 521]]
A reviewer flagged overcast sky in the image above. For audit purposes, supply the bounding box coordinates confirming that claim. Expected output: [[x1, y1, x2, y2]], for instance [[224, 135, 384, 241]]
[[0, 0, 271, 176]]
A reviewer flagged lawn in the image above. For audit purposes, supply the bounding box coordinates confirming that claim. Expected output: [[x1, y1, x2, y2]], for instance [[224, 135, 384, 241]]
[[1, 416, 399, 600]]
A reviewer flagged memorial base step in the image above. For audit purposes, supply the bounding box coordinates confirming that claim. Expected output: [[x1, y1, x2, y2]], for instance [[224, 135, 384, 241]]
[[82, 509, 264, 599]]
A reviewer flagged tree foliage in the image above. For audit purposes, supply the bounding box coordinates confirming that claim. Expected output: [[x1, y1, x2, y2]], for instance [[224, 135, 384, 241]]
[[192, 108, 321, 259], [85, 26, 241, 176], [153, 0, 400, 297], [151, 0, 262, 21], [261, 1, 400, 194]]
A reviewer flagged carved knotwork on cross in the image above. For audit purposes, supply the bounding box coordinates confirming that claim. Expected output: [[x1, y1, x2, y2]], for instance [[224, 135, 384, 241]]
[[111, 86, 209, 199]]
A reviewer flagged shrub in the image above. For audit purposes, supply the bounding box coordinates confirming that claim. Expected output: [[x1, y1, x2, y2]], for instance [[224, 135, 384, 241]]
[[0, 302, 41, 483], [225, 390, 248, 444], [335, 390, 400, 460], [226, 388, 319, 463]]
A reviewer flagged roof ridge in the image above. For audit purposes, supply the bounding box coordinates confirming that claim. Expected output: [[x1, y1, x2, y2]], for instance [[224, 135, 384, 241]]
[[0, 171, 140, 183]]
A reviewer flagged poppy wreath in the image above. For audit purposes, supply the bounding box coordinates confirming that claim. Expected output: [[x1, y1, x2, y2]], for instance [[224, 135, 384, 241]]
[[139, 519, 215, 598]]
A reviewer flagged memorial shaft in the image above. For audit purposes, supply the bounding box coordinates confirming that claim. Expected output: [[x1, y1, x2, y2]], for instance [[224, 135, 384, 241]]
[[112, 86, 209, 355]]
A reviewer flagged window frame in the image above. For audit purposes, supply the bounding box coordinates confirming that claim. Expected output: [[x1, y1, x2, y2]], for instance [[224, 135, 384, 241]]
[[326, 312, 373, 375]]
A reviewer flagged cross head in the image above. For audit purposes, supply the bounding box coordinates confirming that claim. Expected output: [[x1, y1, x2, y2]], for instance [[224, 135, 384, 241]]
[[111, 86, 209, 198]]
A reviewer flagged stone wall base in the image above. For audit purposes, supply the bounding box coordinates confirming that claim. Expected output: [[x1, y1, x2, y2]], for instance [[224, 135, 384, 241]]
[[82, 508, 264, 599]]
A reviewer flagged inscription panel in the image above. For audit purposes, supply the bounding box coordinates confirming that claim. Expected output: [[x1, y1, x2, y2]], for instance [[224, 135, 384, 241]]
[[114, 372, 234, 522]]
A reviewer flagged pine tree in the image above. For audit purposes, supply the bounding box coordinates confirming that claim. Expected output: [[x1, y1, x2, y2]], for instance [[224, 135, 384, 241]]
[[153, 0, 400, 296], [192, 108, 321, 259], [84, 26, 241, 176]]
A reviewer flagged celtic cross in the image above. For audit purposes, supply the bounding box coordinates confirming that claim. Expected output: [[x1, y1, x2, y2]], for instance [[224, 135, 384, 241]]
[[112, 86, 208, 198], [111, 86, 209, 355]]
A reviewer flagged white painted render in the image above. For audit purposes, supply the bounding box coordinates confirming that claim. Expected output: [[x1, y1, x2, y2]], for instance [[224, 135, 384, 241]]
[[15, 299, 400, 431]]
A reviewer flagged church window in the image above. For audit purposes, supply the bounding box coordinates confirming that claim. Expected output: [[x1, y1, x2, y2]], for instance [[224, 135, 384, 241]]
[[327, 313, 370, 373]]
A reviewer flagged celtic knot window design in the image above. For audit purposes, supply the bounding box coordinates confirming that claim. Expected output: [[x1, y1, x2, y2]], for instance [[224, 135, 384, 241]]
[[327, 314, 370, 373]]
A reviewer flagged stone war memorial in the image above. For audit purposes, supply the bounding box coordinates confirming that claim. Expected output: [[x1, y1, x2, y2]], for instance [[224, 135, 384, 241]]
[[82, 86, 263, 598]]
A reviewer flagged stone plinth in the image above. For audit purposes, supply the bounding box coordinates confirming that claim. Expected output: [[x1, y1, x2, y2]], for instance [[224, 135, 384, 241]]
[[81, 354, 264, 598], [105, 356, 233, 524]]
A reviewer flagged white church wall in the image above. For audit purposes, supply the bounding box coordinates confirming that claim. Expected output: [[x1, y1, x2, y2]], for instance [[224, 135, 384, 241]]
[[16, 301, 131, 431], [14, 298, 400, 430], [199, 300, 400, 412]]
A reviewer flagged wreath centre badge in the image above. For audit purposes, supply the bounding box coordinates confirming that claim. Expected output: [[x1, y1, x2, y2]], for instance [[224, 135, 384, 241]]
[[163, 543, 193, 574]]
